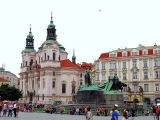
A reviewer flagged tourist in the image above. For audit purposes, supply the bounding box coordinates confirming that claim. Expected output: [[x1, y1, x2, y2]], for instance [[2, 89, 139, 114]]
[[16, 102, 20, 117], [2, 102, 7, 117], [86, 107, 93, 120], [130, 105, 135, 120], [0, 102, 2, 117], [7, 102, 13, 117], [111, 107, 118, 120], [156, 105, 160, 120], [96, 107, 100, 116], [151, 105, 156, 120], [122, 111, 128, 120], [13, 102, 17, 117], [60, 106, 64, 114]]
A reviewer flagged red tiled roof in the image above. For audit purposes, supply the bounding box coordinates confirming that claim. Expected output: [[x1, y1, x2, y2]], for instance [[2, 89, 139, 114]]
[[61, 59, 85, 70], [81, 62, 93, 69], [0, 77, 10, 82]]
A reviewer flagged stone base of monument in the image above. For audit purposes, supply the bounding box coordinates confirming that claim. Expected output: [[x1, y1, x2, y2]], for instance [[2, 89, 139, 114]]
[[72, 90, 124, 106]]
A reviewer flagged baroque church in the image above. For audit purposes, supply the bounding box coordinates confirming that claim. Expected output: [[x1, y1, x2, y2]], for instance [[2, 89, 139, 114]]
[[19, 15, 85, 104]]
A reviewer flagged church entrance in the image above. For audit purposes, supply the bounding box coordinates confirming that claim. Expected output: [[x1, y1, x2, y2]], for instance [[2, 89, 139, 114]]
[[133, 98, 139, 103]]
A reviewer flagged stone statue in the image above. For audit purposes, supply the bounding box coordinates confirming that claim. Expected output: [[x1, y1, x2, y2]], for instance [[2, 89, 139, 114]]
[[85, 67, 91, 86], [127, 87, 131, 93], [139, 86, 143, 93]]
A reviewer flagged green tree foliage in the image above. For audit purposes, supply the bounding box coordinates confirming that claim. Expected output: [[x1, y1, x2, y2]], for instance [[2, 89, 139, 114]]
[[0, 83, 22, 101]]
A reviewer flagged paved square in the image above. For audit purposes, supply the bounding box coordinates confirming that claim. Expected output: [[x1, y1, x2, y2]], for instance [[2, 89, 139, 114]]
[[1, 112, 154, 120]]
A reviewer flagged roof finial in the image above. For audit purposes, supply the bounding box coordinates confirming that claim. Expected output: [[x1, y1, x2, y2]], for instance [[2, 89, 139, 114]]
[[73, 48, 75, 55], [30, 24, 31, 32], [51, 12, 53, 21]]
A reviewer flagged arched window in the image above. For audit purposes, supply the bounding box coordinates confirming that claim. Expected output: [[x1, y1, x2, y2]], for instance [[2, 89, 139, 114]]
[[44, 53, 46, 60], [30, 59, 33, 66], [53, 72, 55, 76], [26, 61, 27, 66], [53, 53, 56, 60], [72, 84, 75, 94], [80, 73, 82, 78], [62, 84, 66, 93], [42, 94, 44, 101], [47, 55, 49, 60], [38, 95, 39, 101]]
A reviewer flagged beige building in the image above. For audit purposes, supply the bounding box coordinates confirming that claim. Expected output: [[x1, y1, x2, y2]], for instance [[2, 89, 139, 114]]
[[94, 44, 160, 104], [0, 66, 18, 88]]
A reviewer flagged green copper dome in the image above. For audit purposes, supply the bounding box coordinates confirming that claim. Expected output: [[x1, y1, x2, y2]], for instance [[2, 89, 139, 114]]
[[27, 32, 33, 39], [48, 21, 55, 29], [72, 54, 76, 58]]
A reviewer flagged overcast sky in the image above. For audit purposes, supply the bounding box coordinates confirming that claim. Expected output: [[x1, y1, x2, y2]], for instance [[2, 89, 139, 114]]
[[0, 0, 160, 77]]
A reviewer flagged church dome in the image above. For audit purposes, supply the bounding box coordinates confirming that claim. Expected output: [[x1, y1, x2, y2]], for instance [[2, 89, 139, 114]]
[[48, 21, 55, 29], [27, 32, 33, 39]]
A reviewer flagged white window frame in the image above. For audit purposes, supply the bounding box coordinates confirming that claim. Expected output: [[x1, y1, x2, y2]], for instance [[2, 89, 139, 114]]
[[110, 54, 116, 57], [143, 51, 147, 55], [96, 74, 99, 80], [123, 87, 127, 92], [143, 60, 148, 67], [122, 62, 126, 68], [110, 63, 116, 69], [144, 72, 148, 79], [123, 53, 127, 57], [132, 52, 138, 56], [156, 84, 159, 91], [102, 63, 105, 69], [144, 84, 149, 92], [102, 74, 106, 80], [133, 61, 137, 68], [133, 84, 138, 93], [123, 73, 127, 80], [133, 72, 137, 79]]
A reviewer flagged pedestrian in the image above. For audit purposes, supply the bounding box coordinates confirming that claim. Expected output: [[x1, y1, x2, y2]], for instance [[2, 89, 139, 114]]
[[13, 102, 17, 117], [7, 102, 13, 117], [86, 107, 93, 120], [111, 107, 118, 120], [122, 111, 128, 120], [130, 105, 135, 120], [2, 102, 7, 117], [0, 102, 2, 117]]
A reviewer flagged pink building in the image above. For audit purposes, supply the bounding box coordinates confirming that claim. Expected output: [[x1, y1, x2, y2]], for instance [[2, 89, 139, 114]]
[[19, 15, 85, 104]]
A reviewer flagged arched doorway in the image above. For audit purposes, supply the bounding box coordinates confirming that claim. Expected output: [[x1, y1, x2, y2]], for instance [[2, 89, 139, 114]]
[[144, 98, 151, 104], [133, 98, 139, 103]]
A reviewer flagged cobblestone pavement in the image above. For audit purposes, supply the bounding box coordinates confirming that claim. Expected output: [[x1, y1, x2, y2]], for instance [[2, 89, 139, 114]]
[[0, 112, 154, 120]]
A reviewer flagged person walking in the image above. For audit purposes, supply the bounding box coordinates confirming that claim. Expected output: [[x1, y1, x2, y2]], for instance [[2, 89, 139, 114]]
[[7, 102, 13, 117], [2, 102, 7, 117], [0, 102, 2, 117], [111, 107, 118, 120], [13, 102, 17, 117], [130, 105, 135, 120], [122, 111, 128, 120], [86, 107, 93, 120]]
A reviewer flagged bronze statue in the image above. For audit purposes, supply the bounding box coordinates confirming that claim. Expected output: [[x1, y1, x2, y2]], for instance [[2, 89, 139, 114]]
[[85, 67, 91, 86], [127, 87, 131, 93]]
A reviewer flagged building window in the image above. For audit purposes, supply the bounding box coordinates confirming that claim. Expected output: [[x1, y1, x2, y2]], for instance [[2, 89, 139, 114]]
[[122, 62, 126, 68], [96, 74, 99, 80], [53, 72, 55, 76], [39, 57, 40, 63], [41, 57, 43, 61], [123, 53, 126, 57], [144, 84, 149, 92], [110, 63, 116, 69], [143, 51, 147, 55], [123, 87, 127, 92], [102, 74, 106, 80], [53, 53, 56, 60], [26, 61, 27, 66], [154, 60, 160, 66], [143, 60, 148, 67], [80, 73, 82, 78], [102, 63, 105, 69], [62, 84, 66, 93], [110, 73, 114, 76], [96, 64, 99, 70], [133, 61, 137, 68], [133, 72, 137, 79], [156, 84, 159, 91], [132, 52, 138, 56], [42, 94, 44, 101], [123, 73, 127, 80], [133, 84, 138, 93], [52, 81, 55, 88], [44, 53, 46, 60], [155, 71, 160, 79], [22, 81, 23, 90], [144, 72, 148, 79], [154, 50, 160, 54], [110, 54, 116, 57], [47, 55, 49, 60]]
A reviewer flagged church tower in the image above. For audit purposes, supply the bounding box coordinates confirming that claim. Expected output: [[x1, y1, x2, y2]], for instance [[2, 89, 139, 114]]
[[72, 49, 76, 64], [46, 12, 57, 40], [25, 24, 34, 49]]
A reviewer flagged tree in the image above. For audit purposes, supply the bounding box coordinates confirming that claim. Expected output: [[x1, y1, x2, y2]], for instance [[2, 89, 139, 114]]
[[0, 83, 22, 101]]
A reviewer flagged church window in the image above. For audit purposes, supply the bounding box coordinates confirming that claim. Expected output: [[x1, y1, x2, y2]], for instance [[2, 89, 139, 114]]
[[41, 57, 43, 61], [72, 84, 75, 94], [53, 53, 56, 60], [80, 73, 82, 78], [47, 55, 49, 60], [26, 61, 27, 66], [45, 53, 46, 60], [32, 80, 34, 89], [59, 55, 60, 61], [30, 42, 32, 45], [52, 81, 55, 88], [62, 84, 66, 93], [53, 72, 55, 76], [42, 94, 44, 101], [39, 57, 40, 63]]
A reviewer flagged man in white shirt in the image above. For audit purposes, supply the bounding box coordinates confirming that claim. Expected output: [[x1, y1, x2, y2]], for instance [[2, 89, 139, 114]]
[[13, 103, 17, 117]]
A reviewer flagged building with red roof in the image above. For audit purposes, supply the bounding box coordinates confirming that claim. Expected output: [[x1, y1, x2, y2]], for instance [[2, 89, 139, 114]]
[[95, 43, 160, 104], [19, 16, 85, 104], [0, 77, 10, 86]]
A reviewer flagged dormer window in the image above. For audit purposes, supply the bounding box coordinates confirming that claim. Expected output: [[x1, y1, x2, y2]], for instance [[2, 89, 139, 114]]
[[110, 54, 116, 57], [154, 49, 160, 54], [143, 51, 147, 55], [132, 52, 138, 56], [123, 53, 127, 56]]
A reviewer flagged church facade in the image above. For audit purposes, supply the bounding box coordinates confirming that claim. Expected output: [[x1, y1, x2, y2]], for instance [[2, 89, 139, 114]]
[[19, 16, 85, 104]]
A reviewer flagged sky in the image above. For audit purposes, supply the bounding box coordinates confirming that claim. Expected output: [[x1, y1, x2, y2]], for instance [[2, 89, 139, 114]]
[[0, 0, 160, 77]]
